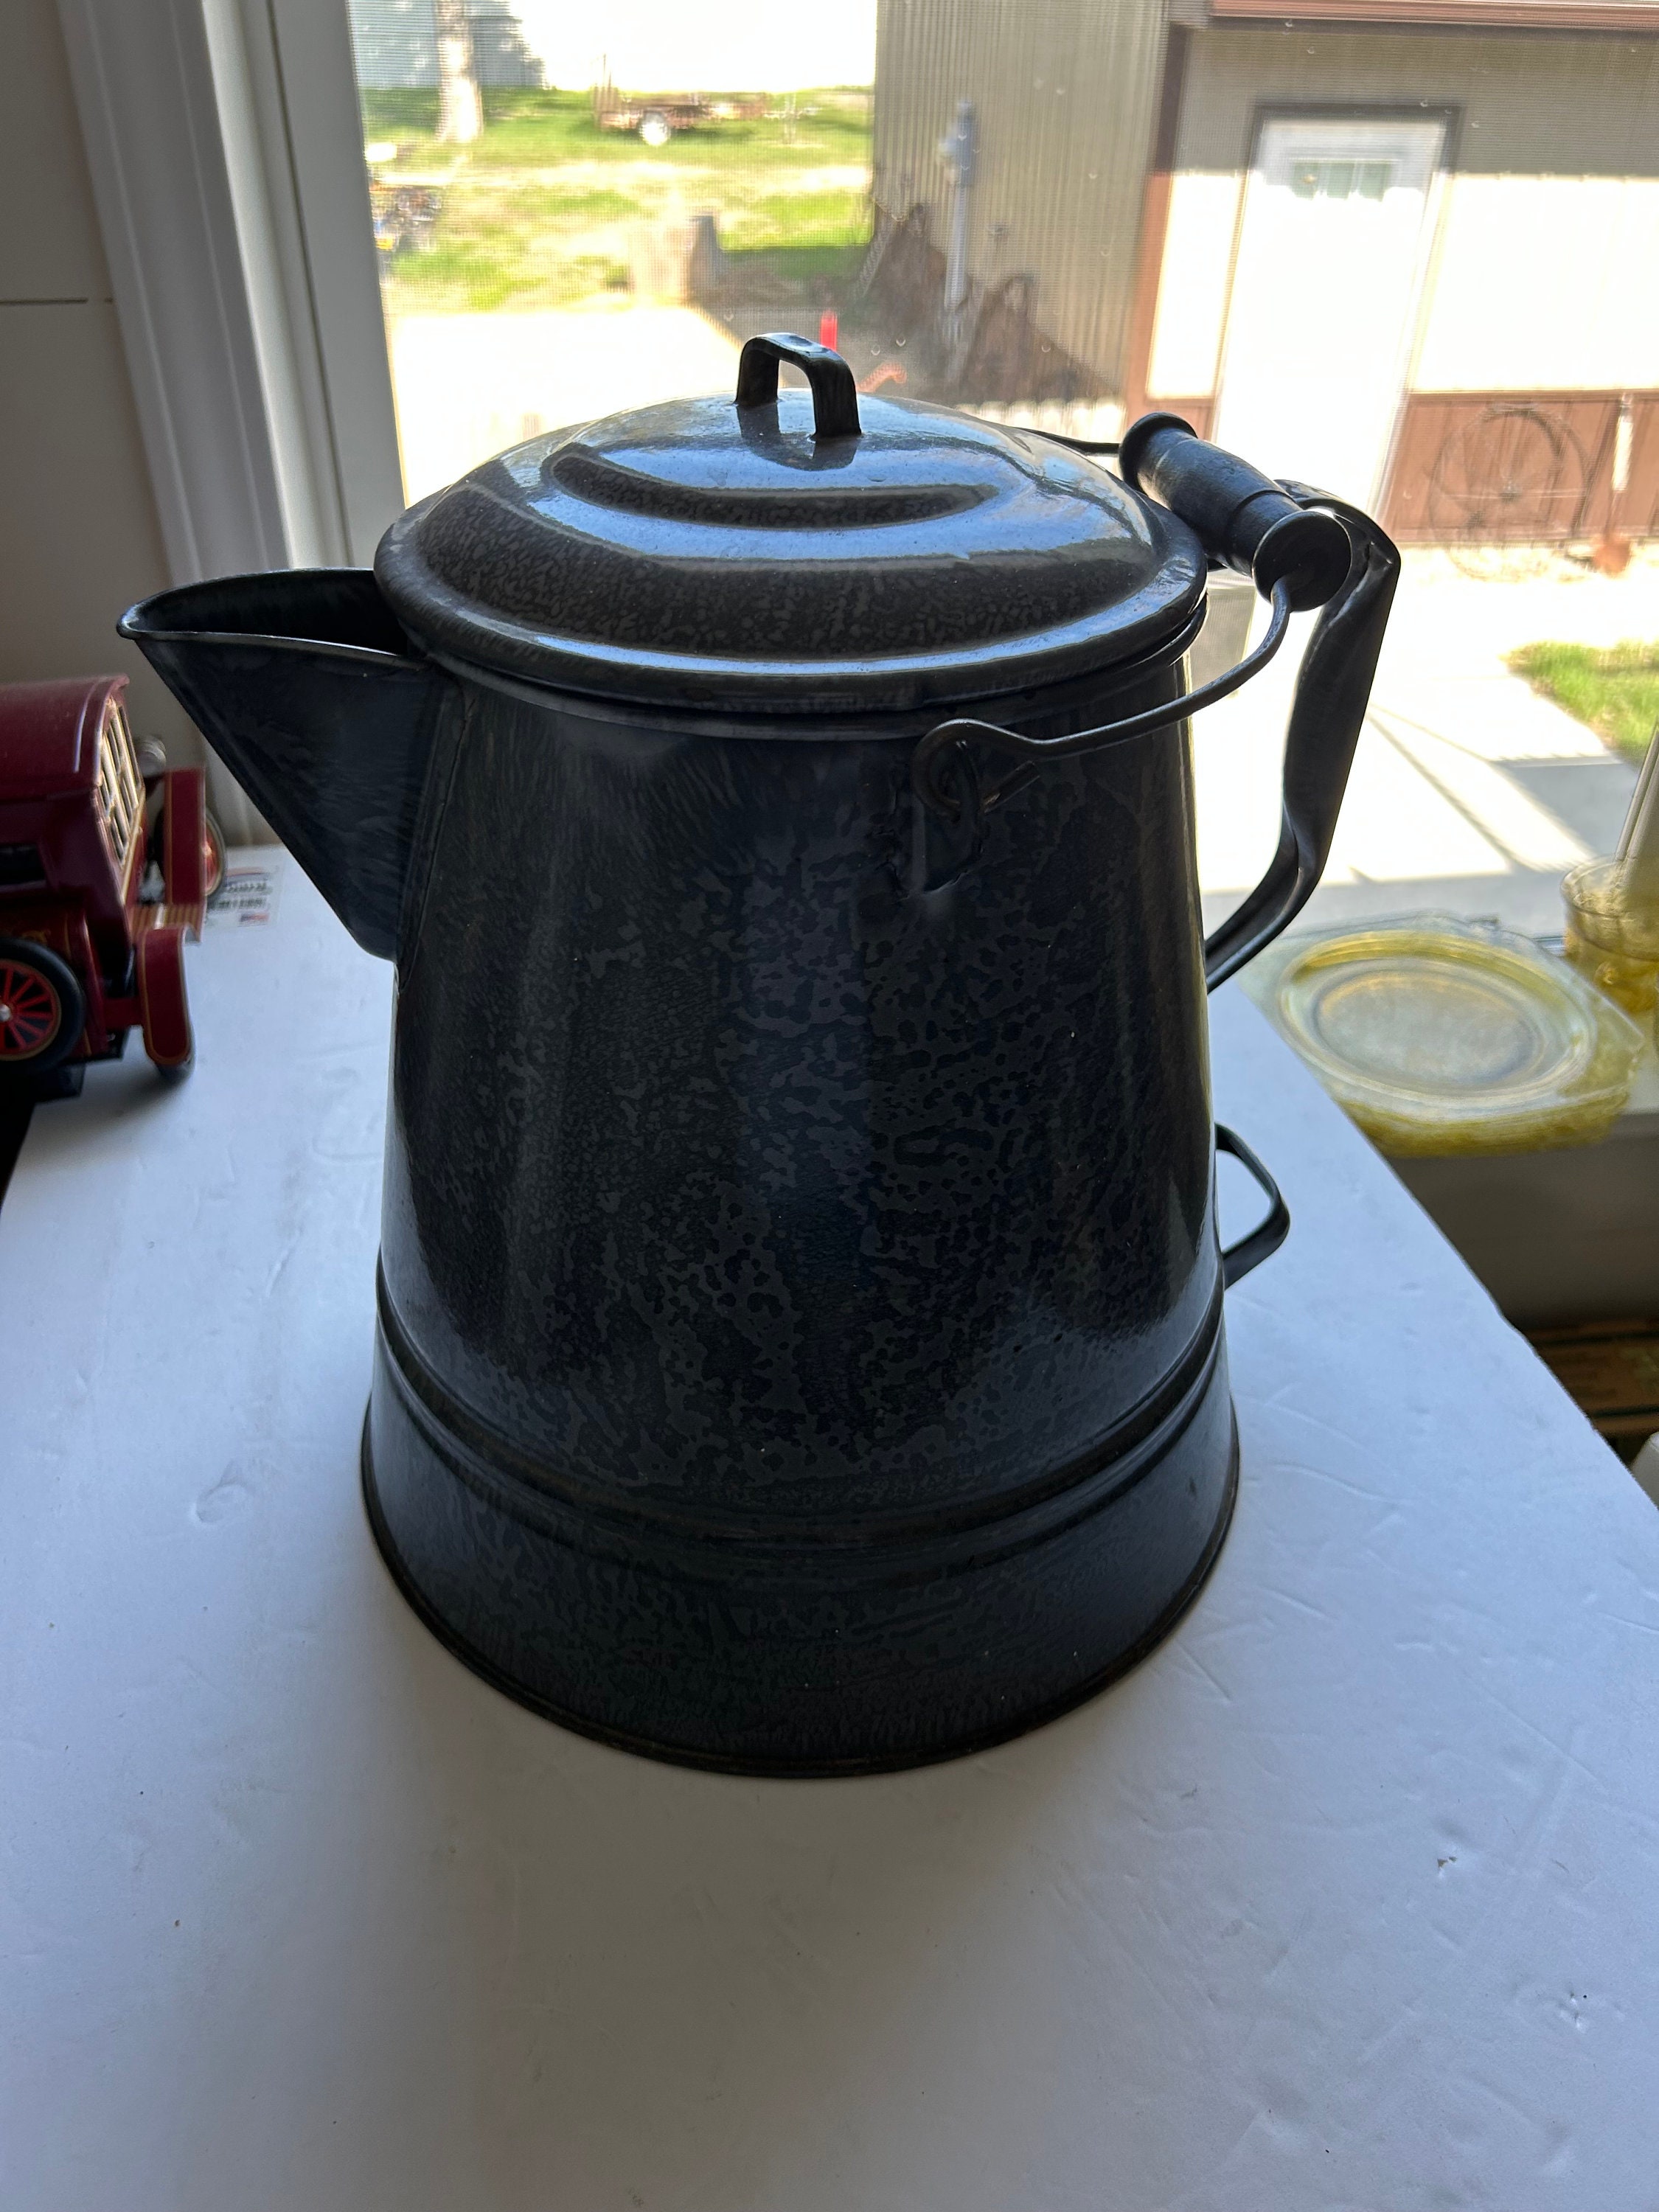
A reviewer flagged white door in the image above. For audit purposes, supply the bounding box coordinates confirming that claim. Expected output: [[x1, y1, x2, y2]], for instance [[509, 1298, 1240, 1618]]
[[1213, 116, 1446, 508]]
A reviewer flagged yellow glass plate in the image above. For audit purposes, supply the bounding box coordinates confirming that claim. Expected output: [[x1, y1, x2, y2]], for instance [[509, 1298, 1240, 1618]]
[[1242, 916, 1645, 1155]]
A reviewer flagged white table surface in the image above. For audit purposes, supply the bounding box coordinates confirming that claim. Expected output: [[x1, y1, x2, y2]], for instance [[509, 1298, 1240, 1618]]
[[5, 860, 1659, 2212]]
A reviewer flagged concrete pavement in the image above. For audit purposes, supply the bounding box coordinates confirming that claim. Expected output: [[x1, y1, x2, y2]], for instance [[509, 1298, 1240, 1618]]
[[1196, 548, 1652, 942], [388, 302, 742, 503]]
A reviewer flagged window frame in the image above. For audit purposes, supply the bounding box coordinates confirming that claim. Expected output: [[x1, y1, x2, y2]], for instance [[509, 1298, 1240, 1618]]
[[54, 0, 403, 580]]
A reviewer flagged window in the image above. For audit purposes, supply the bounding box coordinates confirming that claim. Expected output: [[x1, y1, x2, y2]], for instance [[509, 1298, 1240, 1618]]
[[1290, 159, 1392, 201], [0, 845, 46, 888], [321, 1, 1656, 949]]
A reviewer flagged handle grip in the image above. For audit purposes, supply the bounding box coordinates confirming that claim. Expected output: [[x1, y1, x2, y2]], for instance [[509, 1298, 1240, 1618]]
[[735, 333, 862, 440], [905, 446, 1398, 992], [1203, 489, 1399, 989], [1119, 414, 1352, 613], [1216, 1124, 1290, 1287]]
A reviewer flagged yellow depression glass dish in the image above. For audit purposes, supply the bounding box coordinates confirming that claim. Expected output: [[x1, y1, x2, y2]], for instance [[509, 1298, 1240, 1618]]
[[1245, 917, 1645, 1155]]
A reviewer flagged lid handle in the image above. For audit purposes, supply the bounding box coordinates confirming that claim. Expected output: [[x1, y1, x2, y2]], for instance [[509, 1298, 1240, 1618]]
[[735, 333, 862, 440]]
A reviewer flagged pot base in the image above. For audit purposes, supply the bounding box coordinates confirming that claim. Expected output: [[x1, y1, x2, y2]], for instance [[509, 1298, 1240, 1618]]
[[361, 1324, 1239, 1777]]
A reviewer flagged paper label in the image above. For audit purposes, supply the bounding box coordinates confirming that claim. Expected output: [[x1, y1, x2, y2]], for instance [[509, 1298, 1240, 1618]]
[[206, 854, 283, 929]]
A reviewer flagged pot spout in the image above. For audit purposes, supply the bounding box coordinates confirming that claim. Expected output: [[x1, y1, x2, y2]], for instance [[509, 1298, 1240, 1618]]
[[119, 570, 452, 961]]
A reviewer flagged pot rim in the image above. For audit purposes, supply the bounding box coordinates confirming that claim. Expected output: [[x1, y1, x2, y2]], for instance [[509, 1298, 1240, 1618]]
[[375, 481, 1210, 717], [400, 592, 1210, 737]]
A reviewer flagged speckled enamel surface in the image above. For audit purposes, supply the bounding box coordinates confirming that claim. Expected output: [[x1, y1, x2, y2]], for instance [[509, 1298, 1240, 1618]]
[[363, 650, 1237, 1767], [381, 668, 1215, 1514], [375, 391, 1208, 711], [364, 1320, 1237, 1775], [114, 378, 1394, 1767]]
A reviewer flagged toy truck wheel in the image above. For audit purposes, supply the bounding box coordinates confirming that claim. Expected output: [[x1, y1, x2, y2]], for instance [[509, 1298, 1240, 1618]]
[[147, 804, 223, 899], [0, 938, 83, 1077], [136, 926, 194, 1080], [203, 811, 226, 899]]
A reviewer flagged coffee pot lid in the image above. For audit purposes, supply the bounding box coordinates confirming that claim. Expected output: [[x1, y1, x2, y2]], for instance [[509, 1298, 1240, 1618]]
[[375, 334, 1206, 714]]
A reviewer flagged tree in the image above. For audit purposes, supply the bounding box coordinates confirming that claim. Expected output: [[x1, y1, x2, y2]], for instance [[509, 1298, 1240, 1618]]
[[434, 0, 481, 145]]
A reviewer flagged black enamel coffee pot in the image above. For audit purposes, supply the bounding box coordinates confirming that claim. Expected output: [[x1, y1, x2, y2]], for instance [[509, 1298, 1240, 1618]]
[[124, 335, 1397, 1773]]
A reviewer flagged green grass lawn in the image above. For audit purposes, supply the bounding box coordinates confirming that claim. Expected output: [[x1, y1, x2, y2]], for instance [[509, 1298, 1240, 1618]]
[[364, 86, 873, 316], [362, 86, 872, 173], [1506, 641, 1659, 763]]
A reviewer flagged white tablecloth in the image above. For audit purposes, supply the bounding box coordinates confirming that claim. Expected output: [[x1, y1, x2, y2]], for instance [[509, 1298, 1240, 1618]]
[[5, 860, 1658, 2212]]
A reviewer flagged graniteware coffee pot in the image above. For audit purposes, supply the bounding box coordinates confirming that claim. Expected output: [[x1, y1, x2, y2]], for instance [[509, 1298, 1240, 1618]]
[[124, 335, 1397, 1773]]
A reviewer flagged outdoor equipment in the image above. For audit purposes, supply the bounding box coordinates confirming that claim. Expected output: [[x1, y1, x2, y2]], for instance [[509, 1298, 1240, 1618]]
[[122, 337, 1397, 1773]]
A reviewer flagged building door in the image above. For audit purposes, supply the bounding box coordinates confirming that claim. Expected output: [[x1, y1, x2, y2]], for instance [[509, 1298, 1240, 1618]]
[[1213, 116, 1446, 508]]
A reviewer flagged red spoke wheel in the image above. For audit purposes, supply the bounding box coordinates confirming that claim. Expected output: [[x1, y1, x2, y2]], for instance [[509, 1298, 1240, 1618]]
[[0, 937, 84, 1077], [1426, 403, 1588, 582]]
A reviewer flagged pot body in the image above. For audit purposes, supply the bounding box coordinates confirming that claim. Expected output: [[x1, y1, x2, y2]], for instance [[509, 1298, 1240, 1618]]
[[364, 641, 1233, 1771]]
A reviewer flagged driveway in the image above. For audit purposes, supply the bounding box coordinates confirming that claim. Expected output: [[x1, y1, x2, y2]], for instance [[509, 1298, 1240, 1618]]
[[1196, 549, 1652, 943], [389, 302, 742, 502]]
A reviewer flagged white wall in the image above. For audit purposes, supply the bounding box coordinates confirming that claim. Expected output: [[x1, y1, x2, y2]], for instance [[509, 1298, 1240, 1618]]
[[0, 0, 204, 762], [1414, 174, 1659, 391], [1147, 172, 1240, 399], [1151, 23, 1659, 404]]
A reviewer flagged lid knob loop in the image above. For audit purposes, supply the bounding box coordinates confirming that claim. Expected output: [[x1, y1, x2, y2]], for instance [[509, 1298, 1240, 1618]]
[[735, 333, 862, 440]]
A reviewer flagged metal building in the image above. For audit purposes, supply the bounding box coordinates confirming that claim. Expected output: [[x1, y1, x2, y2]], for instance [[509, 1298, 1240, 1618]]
[[870, 0, 1168, 408], [872, 0, 1659, 542]]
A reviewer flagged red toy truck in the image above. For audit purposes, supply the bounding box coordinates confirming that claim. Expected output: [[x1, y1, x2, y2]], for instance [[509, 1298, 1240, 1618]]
[[0, 675, 212, 1093]]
